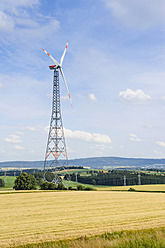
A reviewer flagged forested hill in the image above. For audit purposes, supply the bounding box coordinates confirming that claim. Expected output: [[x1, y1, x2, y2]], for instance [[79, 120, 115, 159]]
[[0, 157, 165, 169]]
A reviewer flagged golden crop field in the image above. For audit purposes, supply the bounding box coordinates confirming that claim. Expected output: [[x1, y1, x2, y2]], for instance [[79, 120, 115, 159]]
[[96, 184, 165, 191], [0, 191, 165, 247]]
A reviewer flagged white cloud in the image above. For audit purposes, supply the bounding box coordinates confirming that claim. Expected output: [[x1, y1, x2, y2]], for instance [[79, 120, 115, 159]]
[[156, 141, 165, 147], [0, 0, 39, 32], [0, 11, 14, 32], [103, 0, 165, 29], [15, 131, 24, 135], [4, 134, 22, 143], [119, 89, 151, 104], [0, 0, 39, 17], [44, 126, 112, 144], [64, 128, 112, 144], [24, 126, 36, 131], [66, 146, 74, 153], [0, 1, 60, 56], [14, 145, 24, 150], [0, 83, 2, 88], [88, 93, 97, 102], [129, 133, 141, 142]]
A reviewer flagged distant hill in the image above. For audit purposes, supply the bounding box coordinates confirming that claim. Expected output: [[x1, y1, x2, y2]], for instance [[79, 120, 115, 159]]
[[0, 157, 165, 170]]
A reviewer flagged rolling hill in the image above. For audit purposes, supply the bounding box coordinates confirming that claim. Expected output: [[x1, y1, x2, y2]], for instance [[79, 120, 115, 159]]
[[0, 156, 165, 170]]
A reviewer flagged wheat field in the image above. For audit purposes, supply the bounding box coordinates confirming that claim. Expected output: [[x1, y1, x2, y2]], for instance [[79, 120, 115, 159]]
[[0, 191, 165, 247], [96, 184, 165, 191]]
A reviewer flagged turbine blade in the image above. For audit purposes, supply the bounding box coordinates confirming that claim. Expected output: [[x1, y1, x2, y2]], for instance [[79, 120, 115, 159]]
[[42, 48, 60, 67], [60, 68, 72, 107], [60, 41, 68, 67]]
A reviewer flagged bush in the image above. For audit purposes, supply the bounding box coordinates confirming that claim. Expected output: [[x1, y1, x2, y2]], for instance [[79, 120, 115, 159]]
[[40, 181, 67, 190], [0, 178, 5, 187], [77, 185, 85, 191], [57, 183, 67, 190], [49, 182, 57, 190], [84, 186, 96, 191], [40, 181, 57, 190], [76, 185, 96, 191], [91, 179, 96, 185], [13, 173, 37, 190], [40, 181, 49, 190], [128, 187, 136, 191]]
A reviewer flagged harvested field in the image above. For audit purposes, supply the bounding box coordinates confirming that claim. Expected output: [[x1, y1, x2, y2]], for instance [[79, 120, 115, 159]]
[[96, 184, 165, 192], [0, 191, 165, 247]]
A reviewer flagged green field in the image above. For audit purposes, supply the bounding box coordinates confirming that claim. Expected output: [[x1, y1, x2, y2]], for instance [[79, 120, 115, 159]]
[[0, 190, 165, 247], [59, 168, 92, 175], [1, 175, 165, 193], [0, 176, 16, 189], [62, 179, 96, 188]]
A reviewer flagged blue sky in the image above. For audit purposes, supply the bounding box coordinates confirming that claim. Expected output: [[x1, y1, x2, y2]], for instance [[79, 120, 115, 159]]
[[1, 0, 165, 161]]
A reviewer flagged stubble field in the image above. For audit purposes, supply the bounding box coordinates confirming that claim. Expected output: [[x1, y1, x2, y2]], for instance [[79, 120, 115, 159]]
[[96, 184, 165, 191], [0, 190, 165, 247]]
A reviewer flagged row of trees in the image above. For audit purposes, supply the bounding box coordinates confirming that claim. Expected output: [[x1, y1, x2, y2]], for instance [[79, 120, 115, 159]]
[[67, 170, 165, 186], [13, 172, 64, 190], [4, 169, 165, 190], [0, 166, 85, 177], [13, 172, 94, 191], [13, 172, 66, 190], [0, 169, 41, 177]]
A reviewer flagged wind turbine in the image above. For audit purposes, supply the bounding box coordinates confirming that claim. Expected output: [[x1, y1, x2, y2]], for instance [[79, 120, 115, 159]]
[[42, 41, 72, 184], [42, 41, 72, 107]]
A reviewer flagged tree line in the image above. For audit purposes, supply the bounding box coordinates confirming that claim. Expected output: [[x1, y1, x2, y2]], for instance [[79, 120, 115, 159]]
[[0, 166, 84, 177], [13, 172, 61, 190], [66, 170, 165, 186], [13, 172, 94, 191]]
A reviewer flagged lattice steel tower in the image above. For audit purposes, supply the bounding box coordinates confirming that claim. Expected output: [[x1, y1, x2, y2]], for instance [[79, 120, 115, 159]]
[[42, 41, 72, 183]]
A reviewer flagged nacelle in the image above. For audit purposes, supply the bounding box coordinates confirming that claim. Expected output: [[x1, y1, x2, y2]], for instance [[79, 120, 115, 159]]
[[49, 65, 56, 70]]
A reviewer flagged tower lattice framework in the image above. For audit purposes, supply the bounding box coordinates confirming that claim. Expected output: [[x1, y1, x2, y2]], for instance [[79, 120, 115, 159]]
[[44, 68, 68, 184]]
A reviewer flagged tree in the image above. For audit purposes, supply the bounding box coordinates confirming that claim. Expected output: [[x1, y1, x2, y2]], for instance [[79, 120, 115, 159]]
[[77, 185, 85, 190], [40, 180, 67, 190], [13, 173, 37, 190], [57, 183, 67, 190], [91, 179, 96, 185], [40, 180, 57, 190], [0, 178, 5, 187]]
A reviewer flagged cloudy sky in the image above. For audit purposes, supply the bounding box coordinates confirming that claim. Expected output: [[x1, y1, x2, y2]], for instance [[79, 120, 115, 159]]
[[0, 0, 165, 161]]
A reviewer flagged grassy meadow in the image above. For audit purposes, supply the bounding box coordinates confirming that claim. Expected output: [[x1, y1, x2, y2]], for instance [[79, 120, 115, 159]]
[[2, 175, 165, 192], [0, 176, 16, 190], [0, 190, 165, 247]]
